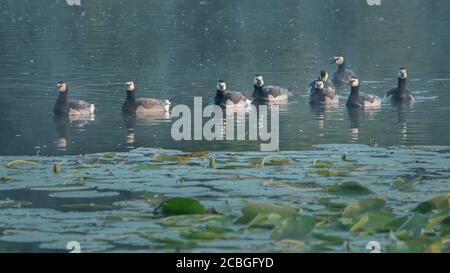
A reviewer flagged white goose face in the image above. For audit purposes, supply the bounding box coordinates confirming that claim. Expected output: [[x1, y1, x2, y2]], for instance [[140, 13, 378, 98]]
[[398, 69, 407, 80], [56, 82, 67, 92], [126, 81, 135, 92], [315, 81, 324, 90], [254, 75, 264, 87], [333, 56, 344, 65], [217, 81, 227, 92], [350, 78, 359, 87]]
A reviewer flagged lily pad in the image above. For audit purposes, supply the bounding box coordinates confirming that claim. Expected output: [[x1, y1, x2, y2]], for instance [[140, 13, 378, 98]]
[[413, 195, 449, 214], [349, 211, 397, 232], [6, 160, 37, 169], [158, 197, 206, 216], [181, 227, 228, 240], [325, 182, 373, 196], [237, 202, 299, 224], [342, 198, 386, 218], [397, 213, 429, 238], [270, 216, 316, 241]]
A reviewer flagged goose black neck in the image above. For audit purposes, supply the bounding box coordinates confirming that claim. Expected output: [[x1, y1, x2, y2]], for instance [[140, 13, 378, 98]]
[[254, 85, 264, 92], [216, 90, 224, 97], [56, 91, 68, 105], [350, 85, 360, 97], [54, 91, 69, 115], [126, 91, 136, 101], [398, 78, 407, 94], [338, 61, 346, 73]]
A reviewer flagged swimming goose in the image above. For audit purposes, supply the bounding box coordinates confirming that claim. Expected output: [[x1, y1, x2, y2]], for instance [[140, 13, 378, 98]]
[[252, 75, 293, 102], [215, 80, 252, 107], [53, 82, 95, 116], [308, 80, 339, 105], [346, 77, 381, 108], [331, 55, 357, 88], [309, 70, 336, 96], [122, 82, 171, 115], [385, 68, 414, 105]]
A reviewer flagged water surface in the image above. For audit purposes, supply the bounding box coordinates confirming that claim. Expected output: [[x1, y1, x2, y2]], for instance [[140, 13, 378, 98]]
[[1, 0, 449, 155]]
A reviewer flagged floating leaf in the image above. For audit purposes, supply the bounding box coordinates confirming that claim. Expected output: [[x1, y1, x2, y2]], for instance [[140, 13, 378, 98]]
[[270, 216, 316, 241], [325, 182, 373, 196], [246, 213, 284, 229], [146, 235, 196, 248], [177, 151, 209, 159], [275, 239, 305, 249], [312, 160, 336, 169], [0, 176, 14, 183], [342, 198, 386, 218], [6, 160, 37, 169], [103, 152, 116, 158], [312, 232, 344, 245], [392, 175, 423, 191], [413, 195, 449, 214], [261, 156, 290, 167], [317, 169, 338, 177], [181, 227, 227, 240], [349, 211, 397, 232], [158, 197, 206, 216], [237, 202, 298, 224], [397, 213, 429, 238]]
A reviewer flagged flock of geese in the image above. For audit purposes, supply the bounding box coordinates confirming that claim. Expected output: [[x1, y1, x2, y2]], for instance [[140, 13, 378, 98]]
[[53, 55, 414, 120]]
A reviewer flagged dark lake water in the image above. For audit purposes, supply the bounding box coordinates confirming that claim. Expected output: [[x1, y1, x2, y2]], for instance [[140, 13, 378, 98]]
[[1, 0, 449, 155]]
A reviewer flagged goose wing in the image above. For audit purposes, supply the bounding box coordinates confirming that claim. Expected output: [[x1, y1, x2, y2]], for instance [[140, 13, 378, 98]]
[[224, 91, 248, 104], [263, 85, 293, 98], [69, 100, 93, 111], [136, 98, 169, 110]]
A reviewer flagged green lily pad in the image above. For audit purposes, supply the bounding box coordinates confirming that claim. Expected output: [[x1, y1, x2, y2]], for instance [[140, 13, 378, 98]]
[[325, 182, 373, 196], [413, 195, 449, 214], [349, 211, 397, 232], [270, 216, 316, 241], [342, 198, 386, 218], [103, 152, 117, 158], [236, 202, 299, 224], [397, 213, 429, 238], [246, 213, 284, 229], [181, 227, 228, 240], [158, 197, 206, 216]]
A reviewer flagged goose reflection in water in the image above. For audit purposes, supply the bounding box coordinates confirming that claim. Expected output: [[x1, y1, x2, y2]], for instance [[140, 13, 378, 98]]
[[122, 112, 171, 148], [346, 107, 360, 142], [53, 115, 95, 151], [308, 104, 338, 130], [396, 105, 411, 141]]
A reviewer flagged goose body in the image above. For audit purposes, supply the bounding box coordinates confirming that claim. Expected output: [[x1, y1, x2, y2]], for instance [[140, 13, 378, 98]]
[[385, 68, 414, 105], [122, 82, 170, 115], [53, 82, 95, 117], [308, 80, 339, 105], [252, 75, 292, 102], [346, 77, 381, 108], [308, 70, 336, 96], [331, 55, 357, 88], [215, 80, 252, 107]]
